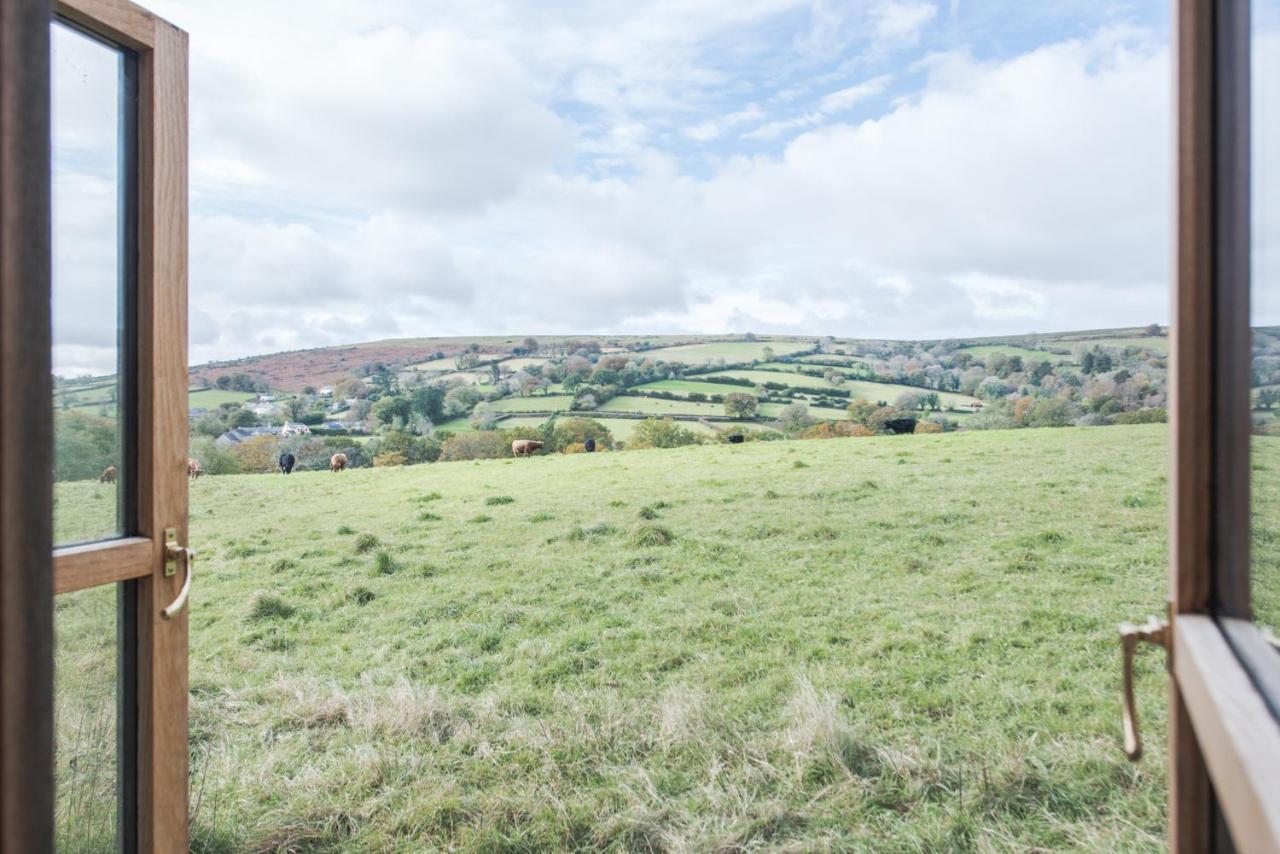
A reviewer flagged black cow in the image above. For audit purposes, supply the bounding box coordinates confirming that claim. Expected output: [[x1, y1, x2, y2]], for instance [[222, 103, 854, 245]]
[[584, 438, 596, 453], [728, 434, 745, 444], [884, 417, 918, 435], [279, 452, 296, 474]]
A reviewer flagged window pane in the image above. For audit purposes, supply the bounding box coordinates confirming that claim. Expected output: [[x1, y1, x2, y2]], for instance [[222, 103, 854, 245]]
[[51, 21, 127, 546], [54, 585, 118, 852], [1252, 0, 1280, 635]]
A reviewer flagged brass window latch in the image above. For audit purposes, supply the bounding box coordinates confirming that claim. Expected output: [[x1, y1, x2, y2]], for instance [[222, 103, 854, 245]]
[[161, 527, 194, 620], [1119, 615, 1170, 761]]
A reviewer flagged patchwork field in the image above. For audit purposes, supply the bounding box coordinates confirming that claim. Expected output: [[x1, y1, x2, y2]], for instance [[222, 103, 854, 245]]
[[705, 371, 981, 409], [954, 345, 1072, 362], [53, 424, 1279, 851], [488, 395, 574, 413], [188, 388, 257, 409], [640, 340, 812, 363]]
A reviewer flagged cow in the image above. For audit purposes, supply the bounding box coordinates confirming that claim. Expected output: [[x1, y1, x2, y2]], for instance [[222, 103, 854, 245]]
[[728, 434, 745, 444], [511, 439, 543, 457], [187, 458, 203, 479], [99, 465, 117, 484], [330, 453, 348, 472], [279, 452, 296, 475], [584, 438, 596, 453], [884, 417, 918, 435]]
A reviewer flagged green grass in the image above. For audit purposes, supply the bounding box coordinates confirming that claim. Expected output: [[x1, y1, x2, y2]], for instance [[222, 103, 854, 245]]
[[488, 394, 574, 413], [188, 388, 256, 409], [706, 371, 980, 409], [598, 396, 729, 416], [641, 340, 811, 363], [51, 423, 1247, 851], [636, 379, 748, 397], [1051, 336, 1168, 354]]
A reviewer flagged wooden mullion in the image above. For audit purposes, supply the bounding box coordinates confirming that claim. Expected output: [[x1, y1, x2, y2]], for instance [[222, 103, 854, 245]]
[[1170, 0, 1217, 850], [0, 0, 55, 850], [133, 13, 188, 852]]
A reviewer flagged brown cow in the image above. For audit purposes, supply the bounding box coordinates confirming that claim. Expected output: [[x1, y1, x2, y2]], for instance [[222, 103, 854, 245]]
[[187, 458, 203, 479], [511, 439, 543, 457], [330, 452, 348, 472], [99, 465, 117, 484]]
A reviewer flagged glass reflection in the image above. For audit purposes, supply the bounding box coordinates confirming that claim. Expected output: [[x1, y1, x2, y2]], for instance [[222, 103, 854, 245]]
[[1252, 0, 1280, 633], [51, 22, 127, 546]]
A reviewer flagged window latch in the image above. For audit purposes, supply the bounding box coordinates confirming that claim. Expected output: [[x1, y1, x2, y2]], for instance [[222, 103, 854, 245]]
[[1119, 615, 1169, 761]]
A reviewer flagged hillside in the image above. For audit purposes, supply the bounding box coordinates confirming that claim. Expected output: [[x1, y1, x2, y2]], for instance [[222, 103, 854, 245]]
[[55, 424, 1271, 851]]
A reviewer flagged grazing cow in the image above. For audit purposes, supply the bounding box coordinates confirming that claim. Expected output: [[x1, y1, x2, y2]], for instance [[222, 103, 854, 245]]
[[187, 458, 203, 479], [99, 465, 117, 484], [511, 439, 543, 457], [884, 417, 918, 435], [584, 438, 596, 453], [279, 452, 296, 475], [330, 453, 348, 472], [728, 434, 745, 444]]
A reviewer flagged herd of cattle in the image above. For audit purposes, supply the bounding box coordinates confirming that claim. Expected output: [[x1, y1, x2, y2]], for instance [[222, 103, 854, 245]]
[[97, 434, 619, 483]]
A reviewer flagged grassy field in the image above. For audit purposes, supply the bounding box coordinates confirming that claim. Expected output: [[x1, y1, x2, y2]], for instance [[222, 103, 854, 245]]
[[1051, 336, 1168, 354], [53, 423, 1259, 851], [705, 371, 980, 410], [189, 388, 257, 409], [489, 395, 574, 413], [598, 396, 729, 416], [640, 340, 811, 363], [636, 379, 749, 397]]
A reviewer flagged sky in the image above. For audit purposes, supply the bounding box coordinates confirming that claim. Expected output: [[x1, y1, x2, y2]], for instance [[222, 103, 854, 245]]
[[46, 1, 1279, 375]]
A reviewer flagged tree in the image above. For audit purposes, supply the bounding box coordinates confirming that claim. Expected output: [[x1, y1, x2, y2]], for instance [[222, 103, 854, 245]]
[[522, 337, 539, 355], [470, 402, 498, 429], [723, 392, 758, 418], [1258, 388, 1280, 410], [228, 408, 259, 429], [823, 368, 845, 387], [443, 385, 482, 417], [285, 398, 308, 421], [409, 386, 446, 423], [1144, 323, 1161, 336], [778, 402, 813, 432], [53, 412, 118, 481], [761, 346, 775, 362], [188, 436, 239, 475], [373, 396, 411, 425]]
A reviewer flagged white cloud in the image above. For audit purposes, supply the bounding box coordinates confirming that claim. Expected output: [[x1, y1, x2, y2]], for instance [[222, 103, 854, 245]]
[[872, 1, 939, 44], [951, 272, 1048, 319], [818, 74, 893, 113]]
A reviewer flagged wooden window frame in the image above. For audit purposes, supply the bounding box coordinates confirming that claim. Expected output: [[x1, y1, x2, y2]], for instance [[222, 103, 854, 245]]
[[1171, 0, 1280, 851], [1, 0, 189, 850]]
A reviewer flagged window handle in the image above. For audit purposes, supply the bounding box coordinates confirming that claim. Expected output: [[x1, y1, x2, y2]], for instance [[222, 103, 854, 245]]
[[1119, 615, 1169, 761], [161, 541, 194, 620]]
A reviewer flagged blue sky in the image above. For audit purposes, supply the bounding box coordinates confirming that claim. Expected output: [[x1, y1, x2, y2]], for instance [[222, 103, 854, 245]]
[[54, 0, 1254, 374]]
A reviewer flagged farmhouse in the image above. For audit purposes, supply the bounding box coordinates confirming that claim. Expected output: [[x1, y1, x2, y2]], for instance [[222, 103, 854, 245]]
[[213, 426, 280, 447]]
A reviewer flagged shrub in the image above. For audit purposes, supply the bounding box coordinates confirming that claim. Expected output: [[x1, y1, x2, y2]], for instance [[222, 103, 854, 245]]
[[914, 420, 943, 434], [247, 593, 295, 622], [439, 431, 510, 462], [354, 533, 380, 554], [1111, 407, 1167, 425], [549, 417, 615, 452], [631, 524, 675, 547], [373, 550, 401, 575], [373, 451, 407, 467], [628, 418, 703, 450], [232, 434, 279, 474]]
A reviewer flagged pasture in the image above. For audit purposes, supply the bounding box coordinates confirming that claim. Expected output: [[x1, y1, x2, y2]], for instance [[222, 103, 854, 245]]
[[597, 396, 729, 416], [188, 388, 257, 409], [639, 340, 811, 363], [488, 394, 575, 413], [52, 423, 1268, 851], [705, 371, 981, 409]]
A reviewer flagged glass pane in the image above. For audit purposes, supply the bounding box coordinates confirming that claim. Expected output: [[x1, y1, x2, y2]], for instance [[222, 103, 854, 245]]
[[54, 585, 118, 852], [1253, 0, 1280, 634], [51, 21, 127, 546]]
